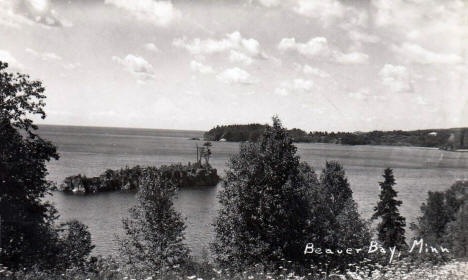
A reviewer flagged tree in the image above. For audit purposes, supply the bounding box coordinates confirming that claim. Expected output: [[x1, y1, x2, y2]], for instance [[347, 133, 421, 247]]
[[211, 116, 314, 270], [372, 168, 406, 249], [56, 220, 95, 269], [118, 167, 190, 276], [0, 61, 61, 268], [316, 161, 370, 268], [201, 141, 212, 166], [444, 202, 468, 258]]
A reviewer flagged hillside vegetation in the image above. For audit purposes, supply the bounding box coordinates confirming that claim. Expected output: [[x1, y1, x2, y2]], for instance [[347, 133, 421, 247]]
[[204, 124, 468, 148]]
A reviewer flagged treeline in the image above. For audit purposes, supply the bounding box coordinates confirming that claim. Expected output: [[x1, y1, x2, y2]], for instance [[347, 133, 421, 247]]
[[205, 123, 459, 148], [59, 163, 220, 194]]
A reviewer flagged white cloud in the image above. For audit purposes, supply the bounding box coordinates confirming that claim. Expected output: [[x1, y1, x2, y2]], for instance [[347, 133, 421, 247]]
[[293, 0, 346, 25], [112, 54, 155, 83], [275, 79, 315, 96], [144, 43, 160, 53], [0, 0, 69, 28], [278, 37, 330, 58], [257, 0, 280, 7], [348, 88, 370, 100], [64, 62, 80, 70], [392, 43, 463, 65], [279, 37, 369, 64], [26, 48, 62, 61], [190, 60, 214, 74], [379, 64, 411, 93], [105, 0, 180, 26], [0, 50, 23, 69], [302, 65, 330, 78], [173, 31, 262, 57], [334, 51, 369, 64], [216, 67, 254, 85], [229, 50, 253, 65]]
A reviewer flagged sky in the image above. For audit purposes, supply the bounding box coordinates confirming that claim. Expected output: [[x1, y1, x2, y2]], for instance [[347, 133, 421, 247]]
[[0, 0, 467, 132]]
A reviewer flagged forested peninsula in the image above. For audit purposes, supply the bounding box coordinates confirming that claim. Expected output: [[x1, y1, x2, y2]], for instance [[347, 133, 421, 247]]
[[204, 124, 468, 149]]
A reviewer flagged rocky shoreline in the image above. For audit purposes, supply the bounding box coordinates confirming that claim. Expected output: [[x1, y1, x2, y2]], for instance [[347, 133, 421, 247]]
[[58, 163, 220, 194]]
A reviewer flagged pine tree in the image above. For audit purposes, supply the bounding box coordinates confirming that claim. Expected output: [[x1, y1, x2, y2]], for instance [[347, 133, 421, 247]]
[[118, 167, 190, 276], [211, 116, 314, 269], [372, 168, 406, 249]]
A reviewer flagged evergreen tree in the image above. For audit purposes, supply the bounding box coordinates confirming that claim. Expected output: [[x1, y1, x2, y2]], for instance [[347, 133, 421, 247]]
[[444, 202, 468, 258], [119, 167, 190, 276], [372, 168, 406, 249], [211, 116, 314, 269]]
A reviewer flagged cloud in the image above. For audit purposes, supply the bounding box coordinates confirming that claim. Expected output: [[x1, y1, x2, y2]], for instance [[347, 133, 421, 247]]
[[256, 0, 280, 7], [173, 31, 262, 59], [0, 0, 70, 28], [26, 48, 62, 61], [112, 54, 155, 83], [379, 64, 412, 93], [0, 50, 24, 69], [391, 43, 462, 65], [334, 51, 369, 64], [279, 37, 369, 64], [302, 65, 330, 78], [275, 79, 315, 96], [348, 88, 371, 100], [229, 50, 253, 65], [278, 37, 330, 58], [63, 62, 80, 70], [144, 43, 160, 53], [216, 67, 254, 85], [105, 0, 180, 26], [190, 60, 214, 74]]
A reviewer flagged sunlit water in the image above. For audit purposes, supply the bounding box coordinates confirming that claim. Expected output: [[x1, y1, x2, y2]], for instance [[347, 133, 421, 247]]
[[39, 125, 468, 257]]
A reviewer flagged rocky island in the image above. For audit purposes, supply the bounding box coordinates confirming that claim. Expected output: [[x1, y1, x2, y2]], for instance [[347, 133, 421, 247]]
[[59, 142, 220, 194]]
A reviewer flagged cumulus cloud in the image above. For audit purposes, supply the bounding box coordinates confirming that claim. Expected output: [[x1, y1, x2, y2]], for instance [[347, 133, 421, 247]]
[[379, 64, 412, 93], [190, 60, 214, 74], [173, 31, 263, 63], [105, 0, 180, 26], [348, 88, 371, 100], [229, 50, 253, 65], [275, 79, 315, 96], [302, 65, 330, 78], [112, 54, 155, 83], [26, 48, 62, 61], [0, 0, 70, 28], [0, 50, 24, 69], [391, 43, 462, 65], [144, 43, 160, 53], [278, 37, 369, 64], [334, 51, 369, 64], [278, 37, 330, 58], [216, 67, 254, 85]]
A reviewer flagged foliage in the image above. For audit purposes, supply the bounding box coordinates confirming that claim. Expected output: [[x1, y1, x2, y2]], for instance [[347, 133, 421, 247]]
[[411, 181, 467, 246], [118, 167, 190, 276], [56, 220, 95, 269], [211, 117, 314, 270], [444, 201, 468, 258], [372, 168, 406, 249], [0, 61, 61, 269], [204, 122, 465, 148], [60, 163, 220, 193]]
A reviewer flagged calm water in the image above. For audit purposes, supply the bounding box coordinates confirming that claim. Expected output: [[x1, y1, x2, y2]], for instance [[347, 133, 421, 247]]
[[39, 125, 468, 257]]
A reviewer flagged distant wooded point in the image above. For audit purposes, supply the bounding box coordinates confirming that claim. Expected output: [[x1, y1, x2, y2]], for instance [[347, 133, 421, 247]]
[[204, 124, 468, 149]]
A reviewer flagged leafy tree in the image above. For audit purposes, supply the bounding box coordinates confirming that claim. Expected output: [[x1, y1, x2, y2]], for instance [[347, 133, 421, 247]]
[[118, 167, 190, 276], [411, 181, 467, 244], [372, 168, 406, 249], [316, 161, 370, 268], [319, 161, 353, 217], [0, 61, 61, 268], [444, 202, 468, 258], [56, 220, 95, 269], [211, 116, 314, 270]]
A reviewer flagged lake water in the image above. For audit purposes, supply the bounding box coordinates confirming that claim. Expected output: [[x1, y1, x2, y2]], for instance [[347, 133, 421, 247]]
[[39, 125, 468, 257]]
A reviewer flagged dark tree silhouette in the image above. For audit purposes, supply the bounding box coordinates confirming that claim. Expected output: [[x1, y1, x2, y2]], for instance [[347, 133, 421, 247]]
[[372, 168, 406, 249]]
